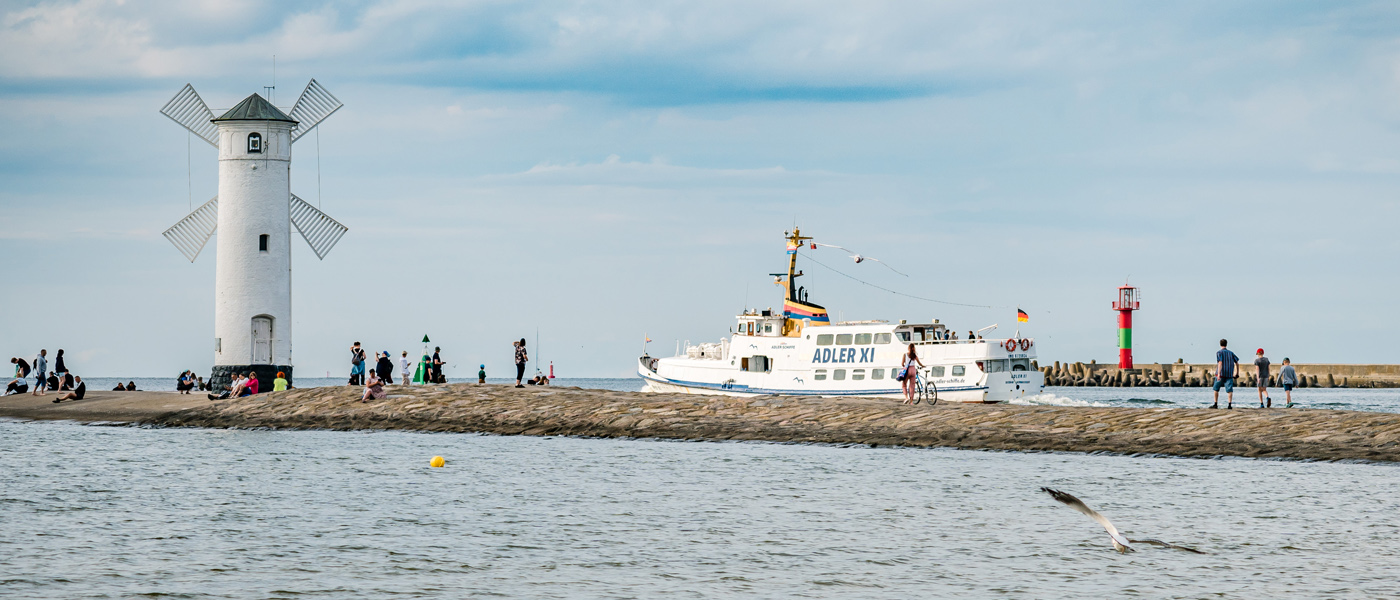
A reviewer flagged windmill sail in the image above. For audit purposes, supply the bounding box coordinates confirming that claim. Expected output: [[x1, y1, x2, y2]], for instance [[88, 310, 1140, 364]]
[[288, 79, 344, 143], [163, 196, 219, 262], [160, 84, 219, 147], [289, 194, 348, 260]]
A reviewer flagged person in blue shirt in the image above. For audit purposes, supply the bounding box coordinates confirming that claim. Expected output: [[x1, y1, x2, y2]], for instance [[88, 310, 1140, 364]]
[[1211, 339, 1241, 409]]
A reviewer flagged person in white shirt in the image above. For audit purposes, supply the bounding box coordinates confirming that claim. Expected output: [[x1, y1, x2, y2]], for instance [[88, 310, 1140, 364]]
[[208, 374, 245, 400], [399, 351, 412, 385]]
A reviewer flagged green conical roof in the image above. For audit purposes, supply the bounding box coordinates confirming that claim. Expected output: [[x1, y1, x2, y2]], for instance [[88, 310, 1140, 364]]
[[422, 335, 431, 343], [212, 93, 297, 123]]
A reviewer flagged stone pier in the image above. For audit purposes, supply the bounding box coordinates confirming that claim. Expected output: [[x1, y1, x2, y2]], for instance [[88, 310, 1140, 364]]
[[138, 384, 1400, 462], [1039, 362, 1400, 388]]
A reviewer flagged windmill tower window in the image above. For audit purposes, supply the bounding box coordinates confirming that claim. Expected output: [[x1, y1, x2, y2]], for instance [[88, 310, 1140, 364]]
[[258, 234, 269, 252], [247, 132, 263, 153]]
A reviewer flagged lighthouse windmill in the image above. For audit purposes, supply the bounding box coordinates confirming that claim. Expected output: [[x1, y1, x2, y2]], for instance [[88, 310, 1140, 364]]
[[159, 80, 349, 389]]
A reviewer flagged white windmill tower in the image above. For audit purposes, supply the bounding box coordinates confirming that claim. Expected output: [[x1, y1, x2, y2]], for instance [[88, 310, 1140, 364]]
[[159, 80, 348, 389]]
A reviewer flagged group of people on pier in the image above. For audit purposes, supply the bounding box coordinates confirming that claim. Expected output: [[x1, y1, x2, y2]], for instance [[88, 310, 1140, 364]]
[[1211, 339, 1296, 409], [352, 337, 547, 401], [7, 349, 87, 403]]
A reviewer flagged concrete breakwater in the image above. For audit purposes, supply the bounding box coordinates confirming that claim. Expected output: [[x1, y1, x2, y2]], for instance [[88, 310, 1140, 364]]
[[143, 384, 1400, 462], [1039, 362, 1400, 388]]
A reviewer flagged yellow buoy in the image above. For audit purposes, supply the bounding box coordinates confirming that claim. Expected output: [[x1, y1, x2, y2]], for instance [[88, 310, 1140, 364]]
[[430, 455, 446, 468]]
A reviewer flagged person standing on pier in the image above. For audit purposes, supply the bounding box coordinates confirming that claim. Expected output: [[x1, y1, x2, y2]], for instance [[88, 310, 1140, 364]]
[[375, 351, 394, 385], [11, 357, 31, 380], [431, 347, 445, 383], [349, 342, 366, 386], [514, 339, 528, 388], [1212, 339, 1240, 409], [900, 343, 925, 405], [31, 349, 47, 396], [399, 351, 412, 386], [53, 349, 67, 384], [1254, 349, 1272, 408], [1279, 358, 1298, 408]]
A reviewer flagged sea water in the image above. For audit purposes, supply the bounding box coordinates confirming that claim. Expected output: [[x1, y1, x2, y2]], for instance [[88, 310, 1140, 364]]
[[1, 419, 1397, 598]]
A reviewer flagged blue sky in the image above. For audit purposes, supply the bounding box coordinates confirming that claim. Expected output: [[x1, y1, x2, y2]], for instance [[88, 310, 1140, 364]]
[[3, 0, 1400, 377]]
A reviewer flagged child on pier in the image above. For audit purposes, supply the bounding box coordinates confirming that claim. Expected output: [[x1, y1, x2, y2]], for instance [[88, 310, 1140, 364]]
[[1279, 359, 1297, 408]]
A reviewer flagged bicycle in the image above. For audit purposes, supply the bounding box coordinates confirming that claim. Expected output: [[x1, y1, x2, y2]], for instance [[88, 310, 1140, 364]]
[[907, 370, 939, 406]]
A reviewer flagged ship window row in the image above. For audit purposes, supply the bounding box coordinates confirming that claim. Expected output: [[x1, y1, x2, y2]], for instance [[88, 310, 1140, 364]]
[[814, 332, 891, 346], [977, 359, 1031, 373], [811, 365, 968, 381]]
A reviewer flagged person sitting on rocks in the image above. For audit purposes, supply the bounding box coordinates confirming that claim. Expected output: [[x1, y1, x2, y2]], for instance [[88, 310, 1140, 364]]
[[361, 371, 387, 402], [5, 377, 28, 395], [46, 372, 60, 391], [52, 376, 86, 403], [240, 372, 259, 396], [125, 381, 137, 391], [209, 374, 245, 400], [197, 376, 209, 391], [113, 383, 126, 391]]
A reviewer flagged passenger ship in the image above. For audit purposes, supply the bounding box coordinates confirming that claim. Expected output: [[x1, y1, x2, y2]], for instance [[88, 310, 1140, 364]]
[[638, 229, 1044, 402]]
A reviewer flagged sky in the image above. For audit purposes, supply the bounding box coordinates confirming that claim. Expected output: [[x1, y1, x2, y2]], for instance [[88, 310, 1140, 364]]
[[4, 0, 1400, 378]]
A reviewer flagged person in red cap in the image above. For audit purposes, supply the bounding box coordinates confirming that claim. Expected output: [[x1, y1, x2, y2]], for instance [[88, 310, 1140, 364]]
[[1253, 348, 1272, 408]]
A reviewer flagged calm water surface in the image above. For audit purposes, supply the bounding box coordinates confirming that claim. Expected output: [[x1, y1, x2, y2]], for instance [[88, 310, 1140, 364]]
[[2, 419, 1398, 598]]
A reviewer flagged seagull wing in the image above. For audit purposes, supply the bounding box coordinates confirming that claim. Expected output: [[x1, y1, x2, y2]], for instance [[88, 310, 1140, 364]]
[[860, 256, 909, 277], [812, 242, 852, 253], [1042, 487, 1134, 553]]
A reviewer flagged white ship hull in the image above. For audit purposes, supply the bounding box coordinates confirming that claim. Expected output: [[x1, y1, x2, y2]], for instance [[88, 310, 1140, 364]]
[[639, 322, 1043, 403]]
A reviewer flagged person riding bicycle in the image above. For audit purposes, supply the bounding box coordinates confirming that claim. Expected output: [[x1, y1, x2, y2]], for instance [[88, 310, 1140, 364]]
[[900, 343, 924, 405]]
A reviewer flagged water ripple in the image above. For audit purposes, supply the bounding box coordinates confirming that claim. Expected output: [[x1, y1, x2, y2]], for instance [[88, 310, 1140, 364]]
[[2, 419, 1399, 598]]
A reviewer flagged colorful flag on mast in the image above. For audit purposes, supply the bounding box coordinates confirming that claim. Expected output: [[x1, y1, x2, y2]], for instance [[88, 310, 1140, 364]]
[[1017, 308, 1029, 322]]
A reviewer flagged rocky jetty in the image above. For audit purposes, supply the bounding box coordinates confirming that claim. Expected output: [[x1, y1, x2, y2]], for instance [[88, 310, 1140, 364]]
[[1039, 361, 1399, 388], [150, 384, 1400, 462]]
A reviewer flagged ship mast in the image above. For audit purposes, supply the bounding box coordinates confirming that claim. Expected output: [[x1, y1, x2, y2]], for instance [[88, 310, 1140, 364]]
[[783, 227, 811, 302]]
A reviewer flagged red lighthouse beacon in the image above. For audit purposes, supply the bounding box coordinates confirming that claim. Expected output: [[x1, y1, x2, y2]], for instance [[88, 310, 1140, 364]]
[[1112, 284, 1140, 369]]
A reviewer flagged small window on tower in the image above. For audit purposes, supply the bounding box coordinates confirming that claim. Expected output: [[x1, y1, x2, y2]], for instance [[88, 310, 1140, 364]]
[[247, 132, 263, 153], [258, 234, 269, 252]]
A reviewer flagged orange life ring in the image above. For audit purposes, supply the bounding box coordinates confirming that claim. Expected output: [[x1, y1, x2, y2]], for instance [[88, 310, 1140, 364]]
[[1019, 338, 1032, 351], [1004, 339, 1018, 352]]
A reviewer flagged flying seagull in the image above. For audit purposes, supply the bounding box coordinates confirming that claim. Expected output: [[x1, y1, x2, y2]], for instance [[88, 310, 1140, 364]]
[[1041, 487, 1205, 554], [811, 243, 907, 276]]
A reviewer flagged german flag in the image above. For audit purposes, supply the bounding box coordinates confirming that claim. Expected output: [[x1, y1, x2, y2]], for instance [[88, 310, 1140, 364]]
[[1017, 308, 1029, 322]]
